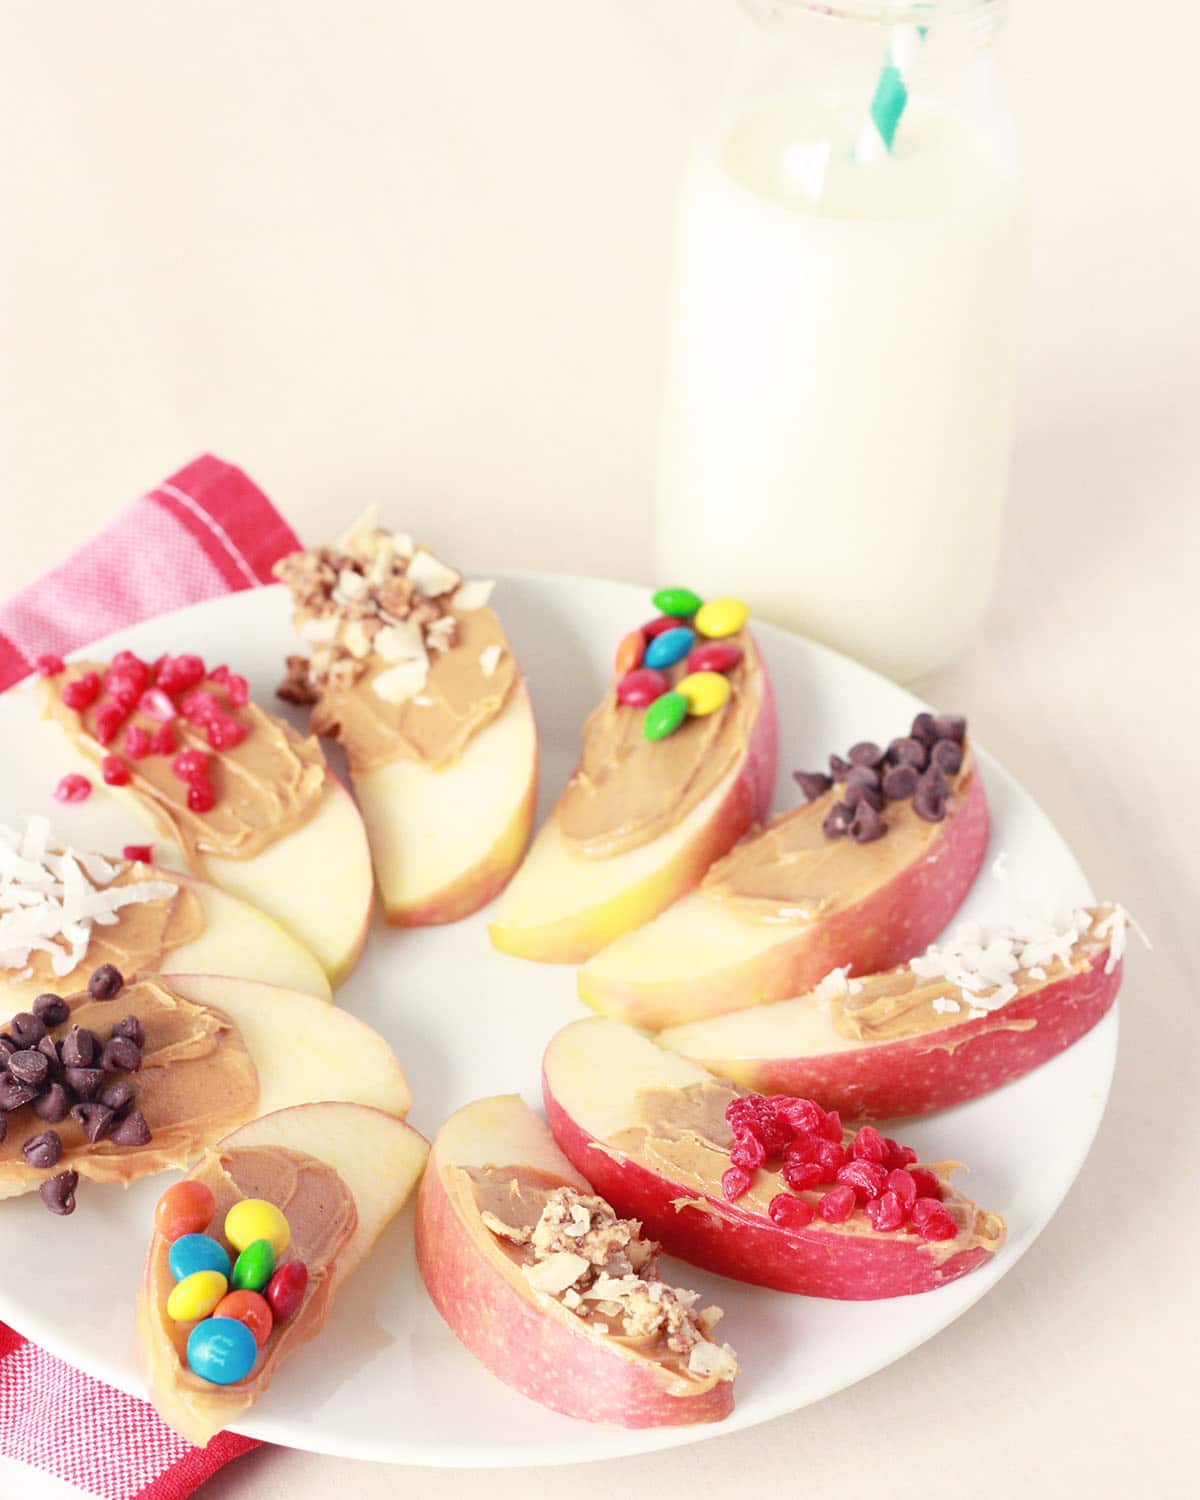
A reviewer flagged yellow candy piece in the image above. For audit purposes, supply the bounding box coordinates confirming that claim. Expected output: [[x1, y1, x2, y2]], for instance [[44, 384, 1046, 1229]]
[[694, 597, 749, 639], [166, 1269, 228, 1323], [676, 671, 732, 718], [225, 1199, 291, 1257]]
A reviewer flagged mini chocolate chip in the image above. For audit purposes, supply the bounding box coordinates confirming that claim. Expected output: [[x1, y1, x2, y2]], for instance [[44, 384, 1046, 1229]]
[[69, 1102, 115, 1143], [37, 1034, 62, 1077], [931, 738, 963, 775], [87, 964, 124, 1001], [913, 783, 948, 822], [0, 1035, 17, 1058], [931, 714, 967, 745], [110, 1110, 152, 1148], [9, 1013, 46, 1048], [919, 764, 949, 799], [0, 1113, 6, 1144], [7, 1050, 49, 1089], [0, 1076, 39, 1111], [822, 802, 853, 839], [33, 1083, 71, 1124], [845, 764, 881, 792], [110, 1015, 145, 1049], [792, 770, 833, 802], [844, 781, 885, 812], [64, 1066, 104, 1102], [848, 741, 885, 769], [22, 1129, 63, 1169], [32, 993, 70, 1028], [100, 1037, 141, 1074], [60, 1026, 96, 1069], [99, 1080, 135, 1115], [829, 754, 851, 782], [910, 712, 938, 746], [887, 736, 928, 771], [39, 1170, 78, 1216], [849, 799, 887, 844], [882, 764, 919, 799]]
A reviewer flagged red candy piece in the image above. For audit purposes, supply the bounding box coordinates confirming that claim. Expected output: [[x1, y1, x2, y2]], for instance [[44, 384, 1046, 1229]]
[[154, 1180, 215, 1243], [123, 844, 153, 863], [61, 672, 101, 712], [265, 1260, 308, 1322], [149, 723, 175, 756], [768, 1193, 814, 1230], [224, 674, 250, 708], [687, 641, 743, 675], [187, 779, 216, 813], [124, 725, 152, 758], [35, 653, 65, 677], [93, 703, 127, 746], [172, 749, 209, 782], [207, 716, 247, 751], [613, 630, 644, 678], [641, 616, 678, 641], [101, 756, 130, 787], [53, 773, 91, 804], [213, 1289, 274, 1349], [616, 668, 669, 708], [156, 655, 206, 696], [138, 688, 177, 722]]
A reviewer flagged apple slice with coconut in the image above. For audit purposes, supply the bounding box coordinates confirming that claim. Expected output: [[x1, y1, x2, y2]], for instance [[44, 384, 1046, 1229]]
[[138, 1101, 429, 1448], [416, 1093, 738, 1427], [659, 906, 1129, 1118], [577, 717, 989, 1030], [542, 1017, 1005, 1300]]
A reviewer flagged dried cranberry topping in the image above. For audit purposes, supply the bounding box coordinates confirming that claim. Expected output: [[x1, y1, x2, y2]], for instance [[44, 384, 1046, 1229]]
[[122, 844, 153, 863], [35, 653, 65, 677], [187, 779, 216, 814], [851, 1125, 887, 1163], [782, 1160, 825, 1192], [93, 703, 127, 746], [171, 749, 209, 782], [179, 690, 221, 726], [224, 674, 250, 707], [768, 1193, 814, 1230], [53, 774, 91, 805], [148, 723, 175, 756], [866, 1190, 907, 1232], [729, 1135, 766, 1172], [835, 1159, 889, 1202], [137, 688, 177, 722], [908, 1167, 943, 1201], [886, 1168, 919, 1212], [156, 655, 206, 696], [207, 716, 247, 751], [61, 672, 101, 711], [910, 1198, 957, 1241], [124, 725, 152, 758], [721, 1165, 752, 1202], [817, 1185, 857, 1223], [101, 756, 130, 787]]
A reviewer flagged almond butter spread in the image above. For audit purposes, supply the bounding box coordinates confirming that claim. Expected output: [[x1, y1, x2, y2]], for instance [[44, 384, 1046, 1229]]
[[41, 666, 326, 866], [557, 632, 761, 860], [467, 1165, 737, 1384], [144, 1146, 356, 1426], [0, 978, 257, 1194], [607, 1081, 1004, 1258], [701, 749, 977, 923]]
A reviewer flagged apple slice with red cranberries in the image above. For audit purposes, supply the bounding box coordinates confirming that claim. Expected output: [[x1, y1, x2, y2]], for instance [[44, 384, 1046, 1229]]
[[542, 1018, 1005, 1300], [658, 905, 1129, 1118], [416, 1093, 738, 1426], [577, 714, 988, 1030]]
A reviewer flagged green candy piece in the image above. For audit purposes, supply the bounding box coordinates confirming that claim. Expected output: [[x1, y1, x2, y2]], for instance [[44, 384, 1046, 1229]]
[[231, 1238, 276, 1293], [652, 586, 703, 619], [643, 691, 688, 742]]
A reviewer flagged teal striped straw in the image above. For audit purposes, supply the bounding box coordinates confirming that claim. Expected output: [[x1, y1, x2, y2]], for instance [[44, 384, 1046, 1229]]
[[854, 17, 929, 164]]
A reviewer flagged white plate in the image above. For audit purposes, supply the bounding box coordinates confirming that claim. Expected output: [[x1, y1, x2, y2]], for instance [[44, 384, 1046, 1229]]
[[0, 574, 1116, 1468]]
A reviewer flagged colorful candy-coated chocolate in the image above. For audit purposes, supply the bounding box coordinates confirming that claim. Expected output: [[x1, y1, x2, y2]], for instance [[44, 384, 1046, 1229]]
[[231, 1238, 276, 1293], [643, 627, 695, 671], [154, 1181, 215, 1244], [613, 629, 644, 677], [641, 616, 679, 641], [651, 586, 703, 618], [616, 667, 669, 708], [688, 641, 743, 675], [643, 691, 688, 742], [694, 597, 749, 639], [168, 1233, 232, 1284], [166, 1269, 228, 1324], [213, 1289, 274, 1349], [225, 1198, 290, 1257], [676, 670, 732, 717], [266, 1261, 308, 1323], [186, 1317, 258, 1386]]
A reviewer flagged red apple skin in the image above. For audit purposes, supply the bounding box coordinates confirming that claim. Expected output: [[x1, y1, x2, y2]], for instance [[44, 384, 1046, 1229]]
[[542, 1075, 1000, 1301], [415, 1147, 734, 1426], [719, 949, 1123, 1120], [580, 755, 991, 1028]]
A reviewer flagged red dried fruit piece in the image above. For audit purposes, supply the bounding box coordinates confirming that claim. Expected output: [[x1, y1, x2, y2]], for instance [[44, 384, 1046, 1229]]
[[866, 1190, 907, 1233], [781, 1098, 826, 1137], [207, 716, 247, 751], [883, 1137, 918, 1170], [172, 749, 209, 782], [35, 653, 65, 677], [908, 1168, 943, 1202], [180, 690, 221, 725], [835, 1159, 888, 1202], [61, 672, 101, 711], [123, 844, 153, 863], [208, 664, 231, 685], [886, 1168, 918, 1212], [820, 1109, 844, 1144], [124, 725, 152, 758], [813, 1139, 848, 1182], [137, 688, 177, 722], [53, 773, 91, 804], [721, 1165, 751, 1202], [224, 674, 250, 708], [101, 756, 130, 787], [817, 1185, 857, 1223], [782, 1160, 825, 1192], [93, 703, 127, 746], [107, 655, 148, 694], [768, 1193, 814, 1229], [187, 779, 216, 814], [157, 655, 206, 696], [910, 1198, 957, 1241], [784, 1135, 821, 1166], [729, 1134, 766, 1172], [725, 1095, 789, 1154], [111, 650, 147, 676], [148, 723, 175, 756], [851, 1124, 887, 1164]]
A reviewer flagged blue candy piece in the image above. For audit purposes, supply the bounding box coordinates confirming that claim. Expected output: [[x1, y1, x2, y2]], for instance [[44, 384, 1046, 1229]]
[[643, 627, 695, 671], [187, 1317, 258, 1385], [168, 1233, 232, 1284]]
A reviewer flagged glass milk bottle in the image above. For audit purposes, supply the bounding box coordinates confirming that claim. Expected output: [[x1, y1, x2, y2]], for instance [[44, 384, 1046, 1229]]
[[654, 0, 1022, 681]]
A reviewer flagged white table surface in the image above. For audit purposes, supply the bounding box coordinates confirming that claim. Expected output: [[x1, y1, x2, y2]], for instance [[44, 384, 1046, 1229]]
[[1, 1, 1196, 1496]]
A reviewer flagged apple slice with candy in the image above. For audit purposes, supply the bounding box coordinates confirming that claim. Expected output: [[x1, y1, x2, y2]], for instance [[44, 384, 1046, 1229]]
[[542, 1017, 1005, 1300]]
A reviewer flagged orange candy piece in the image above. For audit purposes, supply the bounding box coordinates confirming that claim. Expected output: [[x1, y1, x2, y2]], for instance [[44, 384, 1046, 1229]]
[[154, 1181, 215, 1244], [613, 629, 644, 678], [213, 1289, 274, 1349]]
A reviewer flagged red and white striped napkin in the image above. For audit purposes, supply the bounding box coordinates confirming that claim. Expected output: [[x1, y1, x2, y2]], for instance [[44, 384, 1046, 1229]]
[[0, 454, 301, 1496]]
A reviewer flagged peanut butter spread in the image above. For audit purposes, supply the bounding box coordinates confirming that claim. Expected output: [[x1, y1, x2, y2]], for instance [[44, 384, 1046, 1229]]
[[467, 1165, 737, 1385], [145, 1146, 356, 1414], [607, 1081, 1004, 1258], [702, 748, 976, 923], [41, 666, 326, 866], [557, 632, 760, 859], [274, 512, 518, 774], [0, 978, 257, 1193]]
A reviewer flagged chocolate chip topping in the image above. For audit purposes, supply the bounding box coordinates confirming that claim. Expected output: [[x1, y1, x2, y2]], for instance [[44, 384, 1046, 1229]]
[[793, 770, 833, 802], [63, 1067, 104, 1102], [822, 802, 853, 839], [844, 781, 885, 812], [87, 964, 124, 1001], [881, 764, 919, 800], [9, 1013, 46, 1049], [69, 1103, 115, 1143], [33, 1084, 70, 1124], [931, 738, 963, 775], [110, 1016, 145, 1049], [0, 1076, 39, 1112], [7, 1050, 50, 1089], [60, 1027, 96, 1069], [109, 1110, 152, 1148], [0, 1113, 6, 1144], [22, 1129, 63, 1169], [32, 994, 70, 1028], [100, 1037, 141, 1075], [913, 781, 948, 823], [932, 714, 967, 745], [99, 1080, 135, 1116], [848, 741, 885, 769], [829, 754, 851, 782], [887, 736, 928, 771], [36, 1035, 62, 1077], [849, 799, 887, 843], [0, 1035, 17, 1058], [910, 712, 938, 746], [845, 765, 881, 792], [40, 1170, 78, 1216]]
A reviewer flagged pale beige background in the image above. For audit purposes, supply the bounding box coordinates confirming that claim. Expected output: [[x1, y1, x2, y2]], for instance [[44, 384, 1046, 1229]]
[[0, 2, 1196, 1497]]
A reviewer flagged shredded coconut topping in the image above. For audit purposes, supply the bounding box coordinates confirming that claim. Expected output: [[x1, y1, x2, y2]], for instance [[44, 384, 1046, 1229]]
[[0, 818, 177, 978]]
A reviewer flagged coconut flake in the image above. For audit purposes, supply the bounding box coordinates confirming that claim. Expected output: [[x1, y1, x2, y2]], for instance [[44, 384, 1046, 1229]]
[[372, 657, 429, 705], [479, 644, 503, 679], [523, 1252, 589, 1295], [406, 548, 461, 599], [931, 996, 962, 1015], [375, 620, 426, 664], [452, 579, 495, 612]]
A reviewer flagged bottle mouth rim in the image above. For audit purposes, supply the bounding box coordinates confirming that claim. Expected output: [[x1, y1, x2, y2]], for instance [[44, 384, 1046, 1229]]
[[742, 0, 1004, 24]]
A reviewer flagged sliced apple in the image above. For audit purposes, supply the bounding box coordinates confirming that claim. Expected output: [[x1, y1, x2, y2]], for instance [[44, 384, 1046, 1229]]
[[355, 682, 537, 925], [542, 1018, 1005, 1300], [659, 907, 1125, 1118], [416, 1094, 736, 1426], [577, 747, 989, 1030], [138, 1101, 429, 1448], [489, 637, 777, 963]]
